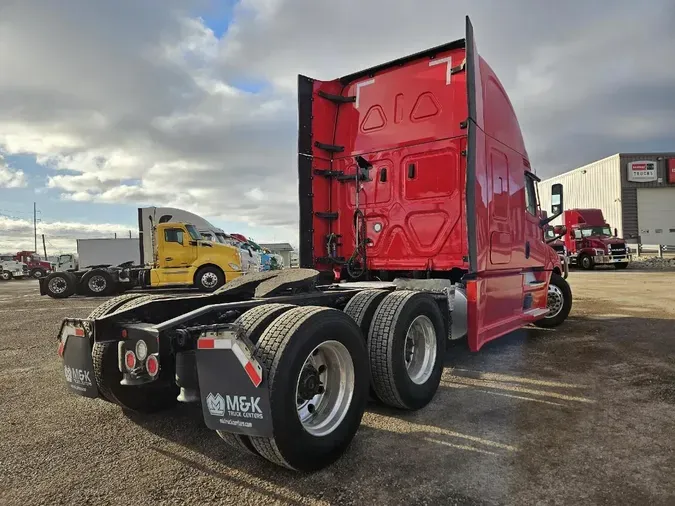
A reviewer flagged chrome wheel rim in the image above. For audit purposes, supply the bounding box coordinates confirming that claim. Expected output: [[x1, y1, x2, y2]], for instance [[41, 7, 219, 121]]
[[582, 257, 591, 268], [48, 277, 67, 294], [1, 272, 9, 280], [33, 270, 43, 278], [201, 272, 218, 288], [88, 275, 107, 293], [546, 284, 564, 318], [404, 315, 437, 385], [296, 340, 355, 437]]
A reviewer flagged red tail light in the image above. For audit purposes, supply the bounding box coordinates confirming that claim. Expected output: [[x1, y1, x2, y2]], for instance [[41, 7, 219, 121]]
[[74, 328, 84, 337], [57, 341, 65, 357], [124, 350, 137, 371], [146, 355, 159, 377]]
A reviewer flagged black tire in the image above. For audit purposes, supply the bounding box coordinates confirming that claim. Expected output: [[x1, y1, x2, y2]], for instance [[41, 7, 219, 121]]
[[195, 265, 225, 292], [615, 262, 629, 269], [218, 303, 297, 456], [234, 303, 296, 345], [249, 306, 369, 471], [1, 271, 12, 281], [217, 431, 260, 457], [81, 269, 115, 297], [368, 291, 445, 410], [92, 341, 178, 413], [343, 290, 390, 401], [87, 293, 146, 320], [533, 272, 573, 329], [31, 268, 47, 279], [87, 293, 146, 403], [91, 293, 178, 411], [115, 294, 166, 312], [343, 290, 390, 336], [44, 272, 77, 298], [578, 254, 594, 270]]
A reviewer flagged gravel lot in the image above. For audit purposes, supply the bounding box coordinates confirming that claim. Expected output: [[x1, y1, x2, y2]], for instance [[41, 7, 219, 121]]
[[1, 271, 674, 506]]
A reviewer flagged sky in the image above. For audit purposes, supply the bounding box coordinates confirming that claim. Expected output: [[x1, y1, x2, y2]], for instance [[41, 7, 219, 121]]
[[1, 0, 674, 254]]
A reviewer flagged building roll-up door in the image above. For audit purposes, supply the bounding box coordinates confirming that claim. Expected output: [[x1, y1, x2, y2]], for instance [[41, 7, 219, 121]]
[[637, 187, 675, 246]]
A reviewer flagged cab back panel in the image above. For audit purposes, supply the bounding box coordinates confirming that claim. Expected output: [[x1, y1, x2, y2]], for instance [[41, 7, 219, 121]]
[[300, 42, 469, 272]]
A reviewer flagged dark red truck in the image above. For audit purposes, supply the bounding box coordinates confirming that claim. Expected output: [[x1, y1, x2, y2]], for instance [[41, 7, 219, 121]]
[[54, 17, 572, 472], [14, 250, 53, 279], [562, 209, 631, 269]]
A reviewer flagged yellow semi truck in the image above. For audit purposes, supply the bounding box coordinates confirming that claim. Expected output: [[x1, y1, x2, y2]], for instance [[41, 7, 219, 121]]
[[40, 221, 243, 298]]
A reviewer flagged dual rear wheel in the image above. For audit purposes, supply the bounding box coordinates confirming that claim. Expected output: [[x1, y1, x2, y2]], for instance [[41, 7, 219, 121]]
[[220, 290, 445, 470]]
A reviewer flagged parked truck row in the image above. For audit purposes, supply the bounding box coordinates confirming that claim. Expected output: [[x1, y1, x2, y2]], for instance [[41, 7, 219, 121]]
[[56, 17, 574, 472], [39, 206, 287, 297]]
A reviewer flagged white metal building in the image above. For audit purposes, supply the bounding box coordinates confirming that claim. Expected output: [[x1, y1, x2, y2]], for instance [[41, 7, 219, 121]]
[[539, 153, 675, 245]]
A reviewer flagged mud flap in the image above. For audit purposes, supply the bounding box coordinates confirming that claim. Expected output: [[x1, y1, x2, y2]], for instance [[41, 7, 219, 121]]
[[195, 325, 273, 438], [58, 319, 99, 398]]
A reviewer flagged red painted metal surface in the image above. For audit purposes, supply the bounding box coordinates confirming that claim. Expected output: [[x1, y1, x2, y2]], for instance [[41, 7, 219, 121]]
[[668, 158, 675, 184]]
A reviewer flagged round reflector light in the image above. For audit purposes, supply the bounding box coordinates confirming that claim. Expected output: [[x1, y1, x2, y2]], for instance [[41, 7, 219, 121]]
[[124, 350, 136, 371], [146, 355, 159, 377], [135, 340, 148, 361]]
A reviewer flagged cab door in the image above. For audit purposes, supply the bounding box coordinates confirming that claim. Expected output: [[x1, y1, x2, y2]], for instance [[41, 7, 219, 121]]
[[155, 227, 197, 285]]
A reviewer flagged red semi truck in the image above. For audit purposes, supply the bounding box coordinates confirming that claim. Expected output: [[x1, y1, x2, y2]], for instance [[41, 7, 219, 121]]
[[14, 250, 54, 279], [562, 209, 631, 269], [55, 17, 572, 472]]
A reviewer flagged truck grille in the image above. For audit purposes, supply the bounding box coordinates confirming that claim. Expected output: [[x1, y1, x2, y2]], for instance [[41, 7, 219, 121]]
[[610, 244, 626, 255]]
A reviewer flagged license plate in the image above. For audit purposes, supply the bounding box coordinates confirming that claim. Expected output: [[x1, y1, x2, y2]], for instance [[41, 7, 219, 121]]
[[195, 328, 272, 437], [60, 322, 99, 398]]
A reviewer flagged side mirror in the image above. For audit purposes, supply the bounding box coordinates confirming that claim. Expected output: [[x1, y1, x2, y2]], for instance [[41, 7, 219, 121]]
[[553, 225, 567, 235], [550, 183, 563, 217], [614, 228, 618, 237]]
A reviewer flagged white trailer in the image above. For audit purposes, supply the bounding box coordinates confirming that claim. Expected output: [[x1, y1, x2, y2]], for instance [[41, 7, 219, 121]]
[[77, 238, 141, 269]]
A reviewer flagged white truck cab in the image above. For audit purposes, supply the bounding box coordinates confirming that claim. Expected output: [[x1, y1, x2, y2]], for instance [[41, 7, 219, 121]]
[[0, 256, 29, 280]]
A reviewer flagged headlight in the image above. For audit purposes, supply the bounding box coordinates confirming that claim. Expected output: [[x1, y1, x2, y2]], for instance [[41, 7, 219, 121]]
[[228, 263, 241, 271]]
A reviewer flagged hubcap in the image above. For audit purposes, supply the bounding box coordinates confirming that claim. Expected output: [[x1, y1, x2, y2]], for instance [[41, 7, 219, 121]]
[[34, 271, 43, 278], [1, 272, 9, 280], [48, 277, 67, 294], [88, 275, 107, 293], [201, 272, 218, 288], [295, 340, 355, 437], [404, 315, 437, 385], [582, 257, 591, 268], [546, 284, 565, 318]]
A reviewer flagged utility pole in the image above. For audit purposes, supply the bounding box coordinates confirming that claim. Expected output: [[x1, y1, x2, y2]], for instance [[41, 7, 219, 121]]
[[33, 202, 37, 252], [42, 234, 47, 260]]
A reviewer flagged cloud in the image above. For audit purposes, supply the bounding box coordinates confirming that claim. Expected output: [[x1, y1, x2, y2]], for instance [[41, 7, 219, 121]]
[[0, 155, 27, 188], [0, 0, 674, 250], [0, 215, 136, 253]]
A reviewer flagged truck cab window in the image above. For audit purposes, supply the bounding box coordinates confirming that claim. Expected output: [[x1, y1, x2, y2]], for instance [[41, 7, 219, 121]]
[[185, 224, 202, 241], [164, 228, 184, 244], [524, 173, 538, 216]]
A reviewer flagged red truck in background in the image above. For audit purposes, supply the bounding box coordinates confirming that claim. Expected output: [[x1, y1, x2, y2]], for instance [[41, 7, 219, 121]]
[[14, 250, 54, 279], [562, 209, 631, 269]]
